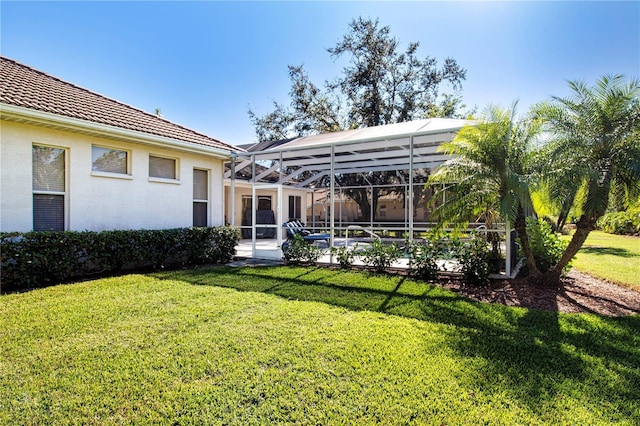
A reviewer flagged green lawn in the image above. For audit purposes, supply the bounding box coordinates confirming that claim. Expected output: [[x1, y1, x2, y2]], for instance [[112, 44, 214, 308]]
[[570, 231, 640, 290], [2, 266, 639, 425]]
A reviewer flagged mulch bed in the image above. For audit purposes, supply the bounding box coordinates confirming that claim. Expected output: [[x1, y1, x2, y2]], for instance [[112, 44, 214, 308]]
[[441, 270, 640, 317]]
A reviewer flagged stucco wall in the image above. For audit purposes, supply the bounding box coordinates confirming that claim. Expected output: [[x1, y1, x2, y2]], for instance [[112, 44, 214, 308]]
[[1, 120, 225, 232]]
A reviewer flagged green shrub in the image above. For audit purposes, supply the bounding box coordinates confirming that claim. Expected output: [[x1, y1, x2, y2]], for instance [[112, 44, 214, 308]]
[[407, 239, 440, 282], [329, 244, 359, 269], [90, 230, 145, 272], [0, 227, 239, 291], [361, 239, 401, 273], [597, 208, 640, 235], [186, 226, 240, 264], [0, 231, 94, 288], [455, 232, 490, 286], [282, 235, 322, 265], [520, 218, 570, 273], [437, 234, 460, 267]]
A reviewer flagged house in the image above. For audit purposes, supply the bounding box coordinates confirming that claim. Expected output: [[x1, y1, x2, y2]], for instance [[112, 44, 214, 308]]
[[0, 56, 516, 275], [0, 56, 239, 233]]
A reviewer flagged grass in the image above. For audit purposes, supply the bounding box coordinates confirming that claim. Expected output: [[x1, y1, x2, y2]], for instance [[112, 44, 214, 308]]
[[570, 231, 640, 290], [1, 266, 639, 425]]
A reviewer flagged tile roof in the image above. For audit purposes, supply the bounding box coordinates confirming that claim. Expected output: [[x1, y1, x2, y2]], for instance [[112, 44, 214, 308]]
[[0, 56, 237, 152]]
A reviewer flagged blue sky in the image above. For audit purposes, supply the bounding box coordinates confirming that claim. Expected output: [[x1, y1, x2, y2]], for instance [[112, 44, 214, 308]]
[[2, 1, 639, 146]]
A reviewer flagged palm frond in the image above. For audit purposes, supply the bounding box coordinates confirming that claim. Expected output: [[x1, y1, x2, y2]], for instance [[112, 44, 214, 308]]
[[428, 102, 539, 228], [534, 74, 640, 222]]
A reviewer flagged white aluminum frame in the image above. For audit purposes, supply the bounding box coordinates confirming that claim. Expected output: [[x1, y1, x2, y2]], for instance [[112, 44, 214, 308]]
[[228, 120, 515, 277]]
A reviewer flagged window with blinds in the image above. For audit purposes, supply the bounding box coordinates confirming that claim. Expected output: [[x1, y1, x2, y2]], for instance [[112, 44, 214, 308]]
[[149, 155, 177, 180], [32, 145, 66, 231], [92, 145, 129, 174], [193, 169, 208, 227]]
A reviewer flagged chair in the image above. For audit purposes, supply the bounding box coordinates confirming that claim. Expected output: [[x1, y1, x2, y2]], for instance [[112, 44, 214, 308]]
[[283, 220, 330, 243]]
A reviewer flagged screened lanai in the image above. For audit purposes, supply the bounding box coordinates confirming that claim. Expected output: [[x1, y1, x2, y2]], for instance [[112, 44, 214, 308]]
[[226, 118, 518, 277]]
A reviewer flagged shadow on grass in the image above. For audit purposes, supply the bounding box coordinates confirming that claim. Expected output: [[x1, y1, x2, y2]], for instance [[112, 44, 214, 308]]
[[580, 246, 635, 257], [151, 265, 640, 421]]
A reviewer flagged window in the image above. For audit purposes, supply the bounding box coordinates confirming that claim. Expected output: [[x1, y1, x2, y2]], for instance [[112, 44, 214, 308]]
[[92, 145, 129, 174], [242, 195, 252, 217], [33, 145, 66, 231], [379, 204, 387, 218], [149, 155, 177, 180], [193, 169, 208, 227], [288, 195, 302, 220]]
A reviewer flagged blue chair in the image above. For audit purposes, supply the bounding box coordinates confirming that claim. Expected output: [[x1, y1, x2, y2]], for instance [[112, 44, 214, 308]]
[[283, 221, 330, 243]]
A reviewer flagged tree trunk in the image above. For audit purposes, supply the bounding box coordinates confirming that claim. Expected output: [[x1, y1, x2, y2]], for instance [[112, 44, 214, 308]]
[[556, 209, 569, 233], [544, 215, 597, 286], [546, 168, 612, 286], [555, 187, 578, 232], [513, 206, 541, 281]]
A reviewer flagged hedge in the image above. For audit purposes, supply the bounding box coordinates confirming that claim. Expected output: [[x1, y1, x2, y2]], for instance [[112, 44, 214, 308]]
[[0, 226, 239, 292], [597, 208, 640, 235]]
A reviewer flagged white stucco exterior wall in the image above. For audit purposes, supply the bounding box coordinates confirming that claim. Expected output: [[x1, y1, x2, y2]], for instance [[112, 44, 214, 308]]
[[1, 121, 226, 232]]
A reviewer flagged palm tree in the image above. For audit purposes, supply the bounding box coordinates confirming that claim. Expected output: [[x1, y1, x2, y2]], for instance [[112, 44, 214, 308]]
[[428, 103, 542, 278], [531, 144, 584, 232], [534, 75, 640, 284]]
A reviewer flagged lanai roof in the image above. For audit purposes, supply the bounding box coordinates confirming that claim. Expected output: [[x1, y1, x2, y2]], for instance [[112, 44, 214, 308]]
[[267, 118, 474, 150], [232, 117, 476, 187], [0, 56, 238, 155]]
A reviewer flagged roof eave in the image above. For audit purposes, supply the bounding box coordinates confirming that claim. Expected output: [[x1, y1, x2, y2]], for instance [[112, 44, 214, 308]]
[[0, 103, 235, 160]]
